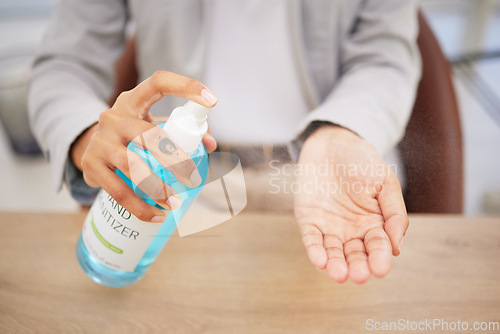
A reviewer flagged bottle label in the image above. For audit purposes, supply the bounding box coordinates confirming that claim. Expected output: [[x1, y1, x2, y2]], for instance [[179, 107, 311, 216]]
[[82, 190, 164, 272]]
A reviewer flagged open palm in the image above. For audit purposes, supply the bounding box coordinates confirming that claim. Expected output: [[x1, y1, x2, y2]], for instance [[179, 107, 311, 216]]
[[294, 126, 408, 284]]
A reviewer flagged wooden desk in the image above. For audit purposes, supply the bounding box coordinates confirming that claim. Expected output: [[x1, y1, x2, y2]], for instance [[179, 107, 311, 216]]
[[0, 212, 499, 333]]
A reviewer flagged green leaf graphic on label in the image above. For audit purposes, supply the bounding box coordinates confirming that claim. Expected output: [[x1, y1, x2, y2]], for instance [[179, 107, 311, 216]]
[[90, 215, 124, 254]]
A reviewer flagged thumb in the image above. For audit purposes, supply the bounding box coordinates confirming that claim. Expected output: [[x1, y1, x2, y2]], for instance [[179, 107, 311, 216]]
[[377, 172, 409, 256]]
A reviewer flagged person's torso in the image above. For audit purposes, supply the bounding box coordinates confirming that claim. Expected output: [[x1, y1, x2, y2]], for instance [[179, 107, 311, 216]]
[[127, 0, 364, 143]]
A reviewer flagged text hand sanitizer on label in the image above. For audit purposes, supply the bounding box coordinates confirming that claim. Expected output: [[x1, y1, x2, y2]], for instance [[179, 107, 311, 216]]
[[76, 101, 210, 287]]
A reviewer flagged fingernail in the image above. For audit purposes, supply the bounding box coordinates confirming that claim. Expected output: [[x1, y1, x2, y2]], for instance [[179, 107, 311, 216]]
[[190, 169, 202, 187], [399, 236, 405, 253], [166, 195, 181, 210], [201, 88, 217, 105], [151, 215, 166, 223]]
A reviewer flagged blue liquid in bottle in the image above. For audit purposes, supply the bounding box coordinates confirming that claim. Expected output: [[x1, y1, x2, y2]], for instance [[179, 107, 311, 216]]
[[77, 116, 209, 287], [76, 142, 208, 287]]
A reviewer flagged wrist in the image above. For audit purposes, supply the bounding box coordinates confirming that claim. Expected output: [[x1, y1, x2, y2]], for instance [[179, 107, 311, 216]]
[[70, 123, 98, 171], [305, 122, 359, 145]]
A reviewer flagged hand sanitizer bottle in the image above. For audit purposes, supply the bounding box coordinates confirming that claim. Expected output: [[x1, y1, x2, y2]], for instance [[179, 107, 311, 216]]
[[76, 101, 210, 287]]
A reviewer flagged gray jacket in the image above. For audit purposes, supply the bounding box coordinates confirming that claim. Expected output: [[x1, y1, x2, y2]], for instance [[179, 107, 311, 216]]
[[28, 0, 421, 199]]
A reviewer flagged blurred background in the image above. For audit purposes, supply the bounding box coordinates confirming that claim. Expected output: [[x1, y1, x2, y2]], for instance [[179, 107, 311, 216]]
[[0, 0, 499, 215]]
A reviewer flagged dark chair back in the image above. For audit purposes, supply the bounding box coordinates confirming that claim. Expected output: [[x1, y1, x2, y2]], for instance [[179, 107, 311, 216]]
[[399, 12, 464, 213]]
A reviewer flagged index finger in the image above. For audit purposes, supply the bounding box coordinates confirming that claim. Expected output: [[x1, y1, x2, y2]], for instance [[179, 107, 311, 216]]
[[115, 70, 217, 118]]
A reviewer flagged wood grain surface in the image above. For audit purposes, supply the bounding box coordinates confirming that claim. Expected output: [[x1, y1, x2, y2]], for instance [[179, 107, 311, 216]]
[[0, 212, 499, 333]]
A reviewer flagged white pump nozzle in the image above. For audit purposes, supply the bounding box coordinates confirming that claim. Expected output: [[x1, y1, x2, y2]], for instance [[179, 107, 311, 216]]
[[162, 101, 210, 154], [183, 100, 209, 125]]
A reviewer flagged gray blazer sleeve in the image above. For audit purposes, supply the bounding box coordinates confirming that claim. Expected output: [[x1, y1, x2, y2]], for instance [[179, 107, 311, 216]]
[[293, 0, 421, 158], [28, 0, 128, 193]]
